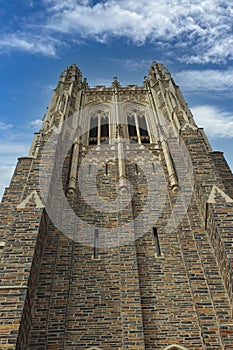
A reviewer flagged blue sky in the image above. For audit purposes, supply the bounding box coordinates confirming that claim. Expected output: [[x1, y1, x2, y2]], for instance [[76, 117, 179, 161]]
[[0, 0, 233, 199]]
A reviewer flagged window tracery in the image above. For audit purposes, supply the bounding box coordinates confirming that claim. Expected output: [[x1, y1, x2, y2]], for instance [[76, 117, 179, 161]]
[[88, 111, 109, 145], [127, 109, 150, 144]]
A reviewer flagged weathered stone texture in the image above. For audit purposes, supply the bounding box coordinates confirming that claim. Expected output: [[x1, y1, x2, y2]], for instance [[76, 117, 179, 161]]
[[0, 62, 233, 350]]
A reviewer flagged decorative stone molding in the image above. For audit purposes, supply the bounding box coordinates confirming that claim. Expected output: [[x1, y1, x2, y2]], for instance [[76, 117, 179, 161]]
[[17, 190, 44, 209], [208, 185, 233, 203], [0, 241, 5, 249], [163, 345, 188, 350]]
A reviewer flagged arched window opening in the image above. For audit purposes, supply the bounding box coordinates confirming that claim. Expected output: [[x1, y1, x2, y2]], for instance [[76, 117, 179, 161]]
[[89, 117, 98, 145], [138, 114, 150, 143], [127, 115, 138, 143], [88, 112, 110, 145]]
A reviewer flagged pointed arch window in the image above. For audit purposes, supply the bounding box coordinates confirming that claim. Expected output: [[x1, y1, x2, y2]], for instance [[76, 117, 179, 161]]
[[127, 110, 150, 144], [88, 112, 109, 145]]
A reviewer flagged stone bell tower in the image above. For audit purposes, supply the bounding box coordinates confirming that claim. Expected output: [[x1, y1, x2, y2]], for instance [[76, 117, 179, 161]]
[[1, 62, 233, 350]]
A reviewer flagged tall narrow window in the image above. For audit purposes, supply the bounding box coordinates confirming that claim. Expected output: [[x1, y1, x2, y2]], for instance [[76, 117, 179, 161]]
[[93, 228, 99, 259], [89, 117, 98, 145], [100, 116, 109, 143], [153, 227, 161, 256], [127, 115, 138, 143], [135, 163, 139, 174], [138, 115, 150, 143]]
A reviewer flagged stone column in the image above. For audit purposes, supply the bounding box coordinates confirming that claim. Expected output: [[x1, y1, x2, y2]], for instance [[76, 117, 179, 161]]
[[161, 139, 179, 193], [113, 78, 128, 193], [67, 140, 80, 195]]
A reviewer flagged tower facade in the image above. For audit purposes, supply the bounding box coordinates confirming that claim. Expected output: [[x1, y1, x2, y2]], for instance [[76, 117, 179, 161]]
[[1, 62, 233, 350]]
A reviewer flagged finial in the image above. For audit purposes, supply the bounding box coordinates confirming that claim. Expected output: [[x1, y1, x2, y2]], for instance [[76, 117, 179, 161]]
[[82, 78, 88, 89], [112, 76, 120, 89]]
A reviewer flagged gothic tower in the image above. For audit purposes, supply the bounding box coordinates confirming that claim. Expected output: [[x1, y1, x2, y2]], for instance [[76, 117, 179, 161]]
[[1, 62, 233, 350]]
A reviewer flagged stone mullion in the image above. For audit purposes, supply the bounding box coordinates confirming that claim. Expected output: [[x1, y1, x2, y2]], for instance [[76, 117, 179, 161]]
[[134, 112, 141, 144], [144, 112, 152, 143], [97, 113, 101, 145]]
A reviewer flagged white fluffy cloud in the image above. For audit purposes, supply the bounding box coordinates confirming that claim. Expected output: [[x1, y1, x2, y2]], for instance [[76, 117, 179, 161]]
[[191, 105, 233, 138], [2, 0, 232, 63], [41, 0, 233, 63]]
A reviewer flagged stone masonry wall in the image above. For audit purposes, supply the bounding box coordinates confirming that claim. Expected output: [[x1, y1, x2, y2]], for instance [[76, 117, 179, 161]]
[[1, 63, 233, 350]]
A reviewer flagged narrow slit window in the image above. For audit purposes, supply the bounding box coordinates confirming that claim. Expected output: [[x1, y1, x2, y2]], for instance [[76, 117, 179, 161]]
[[94, 228, 99, 259], [205, 202, 209, 230], [153, 227, 161, 256], [152, 162, 156, 174], [88, 164, 91, 176], [105, 163, 108, 176], [135, 163, 139, 174]]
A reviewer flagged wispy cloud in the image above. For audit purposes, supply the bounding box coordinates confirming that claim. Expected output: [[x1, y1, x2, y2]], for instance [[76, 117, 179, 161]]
[[191, 105, 233, 138], [0, 32, 59, 57], [27, 119, 43, 130], [174, 67, 233, 92], [0, 122, 13, 130], [111, 59, 152, 72], [0, 142, 30, 157], [0, 139, 31, 199], [0, 166, 15, 200]]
